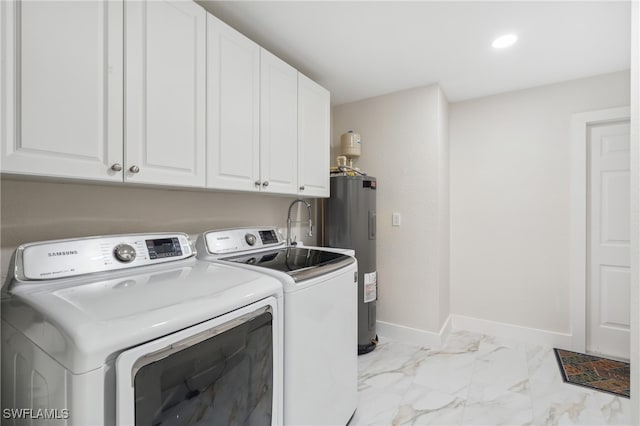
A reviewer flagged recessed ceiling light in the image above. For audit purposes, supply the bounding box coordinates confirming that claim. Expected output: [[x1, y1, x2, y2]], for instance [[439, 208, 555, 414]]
[[492, 34, 518, 49]]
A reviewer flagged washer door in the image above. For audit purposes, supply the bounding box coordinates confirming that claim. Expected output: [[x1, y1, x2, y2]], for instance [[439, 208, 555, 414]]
[[116, 297, 279, 425]]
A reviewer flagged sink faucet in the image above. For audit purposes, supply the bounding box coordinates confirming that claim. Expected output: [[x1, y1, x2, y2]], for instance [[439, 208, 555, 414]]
[[286, 199, 313, 246]]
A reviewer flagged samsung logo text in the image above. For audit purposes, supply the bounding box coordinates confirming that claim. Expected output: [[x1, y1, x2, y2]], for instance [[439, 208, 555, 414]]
[[48, 251, 78, 257]]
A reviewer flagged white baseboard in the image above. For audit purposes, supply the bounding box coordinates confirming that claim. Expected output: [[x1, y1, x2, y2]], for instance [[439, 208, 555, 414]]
[[376, 314, 573, 349], [376, 315, 452, 349], [451, 314, 573, 348]]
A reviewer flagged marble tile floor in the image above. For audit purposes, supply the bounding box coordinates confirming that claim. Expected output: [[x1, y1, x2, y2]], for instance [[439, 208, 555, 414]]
[[351, 330, 631, 425]]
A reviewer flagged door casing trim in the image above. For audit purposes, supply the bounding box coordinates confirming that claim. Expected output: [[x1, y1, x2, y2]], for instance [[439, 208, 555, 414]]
[[570, 106, 630, 352]]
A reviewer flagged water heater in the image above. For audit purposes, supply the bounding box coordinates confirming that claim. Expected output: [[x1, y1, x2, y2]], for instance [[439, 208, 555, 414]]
[[324, 175, 378, 355]]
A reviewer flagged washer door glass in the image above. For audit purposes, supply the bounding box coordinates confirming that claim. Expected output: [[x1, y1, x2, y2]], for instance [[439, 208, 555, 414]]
[[132, 310, 273, 425]]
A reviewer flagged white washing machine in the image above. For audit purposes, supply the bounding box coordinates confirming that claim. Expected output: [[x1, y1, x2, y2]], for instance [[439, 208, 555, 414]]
[[196, 227, 358, 426], [1, 233, 283, 425]]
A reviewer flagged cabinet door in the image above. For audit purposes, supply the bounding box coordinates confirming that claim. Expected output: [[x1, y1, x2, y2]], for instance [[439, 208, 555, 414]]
[[298, 74, 330, 197], [207, 15, 260, 191], [125, 0, 206, 187], [260, 49, 298, 195], [1, 0, 123, 181]]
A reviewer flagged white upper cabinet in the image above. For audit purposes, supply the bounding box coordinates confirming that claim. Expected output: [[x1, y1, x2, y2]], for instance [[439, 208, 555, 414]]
[[207, 14, 261, 191], [298, 73, 330, 197], [1, 0, 206, 187], [1, 0, 123, 181], [2, 2, 330, 196], [125, 0, 206, 187], [260, 49, 298, 195]]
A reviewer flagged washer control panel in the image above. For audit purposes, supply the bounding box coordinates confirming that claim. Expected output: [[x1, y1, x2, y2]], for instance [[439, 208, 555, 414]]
[[18, 233, 193, 280], [202, 227, 284, 255]]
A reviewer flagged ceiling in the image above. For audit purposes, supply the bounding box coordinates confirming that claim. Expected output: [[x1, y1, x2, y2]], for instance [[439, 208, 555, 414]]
[[199, 1, 631, 105]]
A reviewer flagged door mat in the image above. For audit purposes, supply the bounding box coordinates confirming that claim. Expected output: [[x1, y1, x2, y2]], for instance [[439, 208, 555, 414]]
[[553, 348, 630, 398]]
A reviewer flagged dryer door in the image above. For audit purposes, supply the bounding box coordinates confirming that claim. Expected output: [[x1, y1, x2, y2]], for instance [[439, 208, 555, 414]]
[[116, 297, 279, 425]]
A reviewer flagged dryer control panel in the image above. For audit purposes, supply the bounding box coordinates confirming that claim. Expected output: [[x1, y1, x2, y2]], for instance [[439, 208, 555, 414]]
[[16, 233, 193, 280]]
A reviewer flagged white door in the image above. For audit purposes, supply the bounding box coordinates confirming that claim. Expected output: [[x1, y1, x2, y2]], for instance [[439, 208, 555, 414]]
[[587, 120, 631, 360], [207, 14, 260, 191], [125, 0, 206, 187], [297, 74, 330, 197], [1, 0, 123, 181], [260, 49, 298, 195]]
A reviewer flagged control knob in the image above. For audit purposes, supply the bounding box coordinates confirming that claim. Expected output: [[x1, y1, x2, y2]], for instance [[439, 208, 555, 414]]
[[114, 244, 136, 263], [245, 233, 257, 246]]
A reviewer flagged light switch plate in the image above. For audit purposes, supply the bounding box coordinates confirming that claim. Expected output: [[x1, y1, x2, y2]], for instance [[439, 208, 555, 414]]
[[392, 212, 401, 227]]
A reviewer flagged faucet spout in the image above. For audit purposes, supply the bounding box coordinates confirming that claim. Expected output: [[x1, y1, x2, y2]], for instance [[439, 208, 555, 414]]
[[286, 199, 313, 246]]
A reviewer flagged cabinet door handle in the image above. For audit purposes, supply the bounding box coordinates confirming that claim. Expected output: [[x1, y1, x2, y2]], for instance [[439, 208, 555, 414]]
[[110, 163, 123, 172], [262, 181, 269, 187], [129, 165, 140, 173], [299, 185, 305, 191], [255, 180, 261, 187]]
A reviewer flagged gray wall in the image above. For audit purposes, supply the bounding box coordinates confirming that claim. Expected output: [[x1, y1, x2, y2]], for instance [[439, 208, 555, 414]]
[[1, 178, 318, 281], [332, 83, 450, 334], [449, 70, 630, 333]]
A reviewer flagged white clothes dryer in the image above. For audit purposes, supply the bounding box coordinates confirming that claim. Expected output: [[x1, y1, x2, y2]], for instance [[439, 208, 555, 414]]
[[196, 227, 358, 426], [1, 233, 283, 425]]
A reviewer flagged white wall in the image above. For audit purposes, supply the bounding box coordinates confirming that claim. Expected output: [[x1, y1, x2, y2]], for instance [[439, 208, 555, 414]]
[[630, 3, 639, 422], [0, 179, 319, 282], [332, 84, 449, 334], [450, 70, 630, 333]]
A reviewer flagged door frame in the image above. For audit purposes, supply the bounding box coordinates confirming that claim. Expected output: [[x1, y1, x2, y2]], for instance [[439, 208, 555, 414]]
[[570, 106, 630, 352]]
